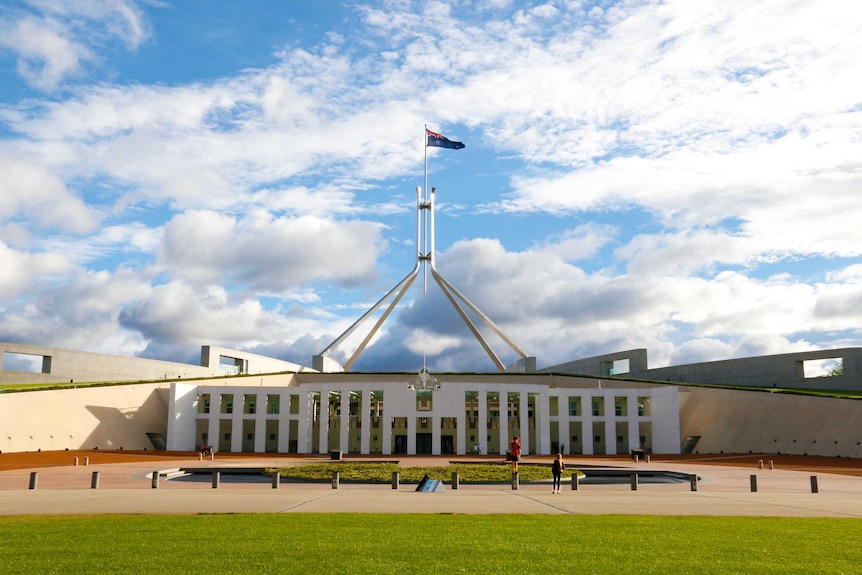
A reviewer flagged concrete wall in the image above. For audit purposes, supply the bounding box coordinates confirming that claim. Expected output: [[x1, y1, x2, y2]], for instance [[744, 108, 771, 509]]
[[0, 342, 314, 385], [542, 349, 649, 376], [546, 347, 862, 392], [0, 383, 171, 453], [200, 346, 312, 374], [0, 342, 219, 385], [679, 386, 862, 458]]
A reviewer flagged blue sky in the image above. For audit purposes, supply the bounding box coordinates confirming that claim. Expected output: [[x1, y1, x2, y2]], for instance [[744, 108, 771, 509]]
[[2, 0, 862, 374]]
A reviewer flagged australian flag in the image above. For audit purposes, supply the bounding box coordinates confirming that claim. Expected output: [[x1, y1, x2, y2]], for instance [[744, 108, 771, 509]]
[[426, 129, 465, 149]]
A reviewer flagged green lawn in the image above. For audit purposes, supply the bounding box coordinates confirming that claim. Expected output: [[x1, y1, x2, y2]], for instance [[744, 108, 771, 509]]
[[1, 514, 858, 574]]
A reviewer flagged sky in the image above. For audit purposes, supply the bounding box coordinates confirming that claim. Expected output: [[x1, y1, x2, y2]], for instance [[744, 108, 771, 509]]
[[1, 0, 862, 375]]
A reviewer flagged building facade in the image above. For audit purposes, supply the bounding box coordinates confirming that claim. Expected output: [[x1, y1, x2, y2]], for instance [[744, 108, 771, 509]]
[[166, 374, 680, 456]]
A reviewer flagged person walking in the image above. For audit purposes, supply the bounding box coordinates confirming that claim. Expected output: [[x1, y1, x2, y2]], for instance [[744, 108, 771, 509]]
[[509, 436, 521, 472], [551, 453, 565, 493]]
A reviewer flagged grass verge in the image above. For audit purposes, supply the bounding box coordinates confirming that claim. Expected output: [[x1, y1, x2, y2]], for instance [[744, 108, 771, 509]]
[[0, 514, 859, 574]]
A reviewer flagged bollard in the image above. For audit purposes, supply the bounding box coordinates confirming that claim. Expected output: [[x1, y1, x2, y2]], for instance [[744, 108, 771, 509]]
[[392, 471, 399, 490], [29, 472, 38, 490], [769, 460, 774, 470], [634, 455, 639, 463], [758, 459, 763, 469], [750, 474, 758, 492], [211, 471, 220, 489], [810, 475, 819, 494], [199, 453, 203, 461], [151, 470, 160, 489], [91, 471, 100, 489], [451, 472, 459, 490], [572, 473, 579, 491], [210, 452, 214, 460], [630, 473, 639, 491], [690, 474, 698, 492], [332, 471, 340, 489], [74, 457, 79, 466], [511, 471, 519, 490], [272, 472, 280, 490], [646, 455, 650, 463], [84, 456, 89, 466]]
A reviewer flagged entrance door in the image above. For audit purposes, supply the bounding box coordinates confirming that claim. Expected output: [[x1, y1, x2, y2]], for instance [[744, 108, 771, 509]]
[[416, 433, 432, 455], [394, 435, 407, 454], [441, 435, 454, 455]]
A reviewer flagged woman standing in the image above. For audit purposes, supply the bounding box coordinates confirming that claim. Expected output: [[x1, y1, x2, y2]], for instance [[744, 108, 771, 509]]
[[509, 436, 521, 471], [551, 453, 565, 493]]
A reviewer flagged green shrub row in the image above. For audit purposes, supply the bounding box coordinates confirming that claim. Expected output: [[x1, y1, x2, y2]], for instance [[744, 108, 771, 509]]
[[265, 462, 580, 483]]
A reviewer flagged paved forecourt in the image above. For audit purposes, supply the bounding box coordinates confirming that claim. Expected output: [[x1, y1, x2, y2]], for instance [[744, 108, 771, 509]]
[[1, 453, 861, 517]]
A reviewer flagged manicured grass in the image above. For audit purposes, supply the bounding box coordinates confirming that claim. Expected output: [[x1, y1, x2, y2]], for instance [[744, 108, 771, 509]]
[[268, 462, 579, 483], [0, 514, 859, 574]]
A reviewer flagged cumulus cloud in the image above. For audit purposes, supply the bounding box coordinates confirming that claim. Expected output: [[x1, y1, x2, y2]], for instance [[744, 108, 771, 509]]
[[160, 210, 386, 290], [0, 152, 99, 233], [2, 0, 862, 372]]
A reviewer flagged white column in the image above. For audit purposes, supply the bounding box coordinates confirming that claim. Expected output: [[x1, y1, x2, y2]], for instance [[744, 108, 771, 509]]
[[319, 390, 330, 455], [361, 389, 371, 455], [297, 392, 312, 454], [604, 394, 616, 455], [456, 391, 467, 455], [519, 391, 529, 455], [431, 415, 441, 455], [478, 391, 488, 454], [254, 393, 266, 453], [627, 392, 641, 450], [230, 405, 242, 453], [340, 391, 350, 453], [407, 416, 417, 455], [207, 392, 220, 452], [581, 392, 594, 455], [254, 408, 269, 453], [277, 395, 291, 453], [498, 389, 508, 455], [382, 414, 392, 455], [537, 389, 551, 455]]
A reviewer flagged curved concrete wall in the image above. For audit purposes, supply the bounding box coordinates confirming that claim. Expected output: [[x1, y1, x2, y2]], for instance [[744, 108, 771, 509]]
[[0, 383, 170, 453], [679, 386, 862, 458]]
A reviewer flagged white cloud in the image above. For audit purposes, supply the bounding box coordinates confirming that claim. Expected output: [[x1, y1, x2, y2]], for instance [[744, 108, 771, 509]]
[[160, 210, 387, 290], [0, 151, 99, 233], [0, 0, 151, 91], [2, 0, 862, 371], [0, 242, 75, 299], [0, 17, 90, 91]]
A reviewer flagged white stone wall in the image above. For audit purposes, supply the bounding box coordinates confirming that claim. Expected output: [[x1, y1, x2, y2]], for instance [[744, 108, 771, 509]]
[[169, 376, 678, 456], [0, 383, 170, 452]]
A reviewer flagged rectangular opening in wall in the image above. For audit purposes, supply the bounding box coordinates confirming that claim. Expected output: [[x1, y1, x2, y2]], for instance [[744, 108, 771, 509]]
[[802, 357, 843, 378], [2, 352, 50, 373], [218, 355, 244, 375], [601, 358, 630, 375]]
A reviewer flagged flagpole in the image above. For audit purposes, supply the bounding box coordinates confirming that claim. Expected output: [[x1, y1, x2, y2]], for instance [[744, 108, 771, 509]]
[[423, 124, 428, 292]]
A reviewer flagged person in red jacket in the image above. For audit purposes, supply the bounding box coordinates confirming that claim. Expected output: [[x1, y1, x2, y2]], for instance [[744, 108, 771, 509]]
[[509, 436, 521, 471]]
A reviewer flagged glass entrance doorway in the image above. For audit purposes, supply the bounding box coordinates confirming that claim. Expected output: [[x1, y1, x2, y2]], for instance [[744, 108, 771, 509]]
[[416, 433, 432, 454]]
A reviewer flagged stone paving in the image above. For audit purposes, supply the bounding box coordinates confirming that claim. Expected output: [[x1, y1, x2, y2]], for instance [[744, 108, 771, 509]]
[[1, 452, 861, 517]]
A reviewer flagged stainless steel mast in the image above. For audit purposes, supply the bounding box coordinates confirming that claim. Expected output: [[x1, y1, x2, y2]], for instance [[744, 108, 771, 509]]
[[313, 129, 534, 373]]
